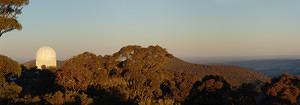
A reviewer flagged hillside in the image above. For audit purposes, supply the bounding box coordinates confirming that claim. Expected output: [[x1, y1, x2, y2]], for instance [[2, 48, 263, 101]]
[[109, 45, 270, 86], [21, 49, 271, 87], [166, 57, 270, 87]]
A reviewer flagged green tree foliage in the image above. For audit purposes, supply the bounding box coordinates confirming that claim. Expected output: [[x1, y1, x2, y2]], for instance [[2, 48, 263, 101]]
[[0, 55, 22, 102], [0, 0, 29, 37]]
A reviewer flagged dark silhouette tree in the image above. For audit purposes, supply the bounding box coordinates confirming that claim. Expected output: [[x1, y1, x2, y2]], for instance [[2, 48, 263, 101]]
[[0, 0, 29, 38], [184, 75, 233, 105]]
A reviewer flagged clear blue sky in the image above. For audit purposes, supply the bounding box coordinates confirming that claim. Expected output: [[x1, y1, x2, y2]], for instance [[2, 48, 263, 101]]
[[1, 0, 300, 62]]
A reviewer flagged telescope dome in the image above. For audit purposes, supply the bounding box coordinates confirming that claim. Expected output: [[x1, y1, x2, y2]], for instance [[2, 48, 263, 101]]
[[36, 46, 57, 69]]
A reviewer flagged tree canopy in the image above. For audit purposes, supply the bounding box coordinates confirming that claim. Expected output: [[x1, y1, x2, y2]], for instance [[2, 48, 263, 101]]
[[0, 0, 29, 38], [2, 45, 300, 105]]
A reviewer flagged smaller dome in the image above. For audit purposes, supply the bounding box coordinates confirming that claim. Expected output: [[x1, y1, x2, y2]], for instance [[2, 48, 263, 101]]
[[36, 46, 57, 69]]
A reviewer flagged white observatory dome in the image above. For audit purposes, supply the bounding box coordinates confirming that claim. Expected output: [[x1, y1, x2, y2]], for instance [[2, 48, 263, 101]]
[[36, 46, 57, 69]]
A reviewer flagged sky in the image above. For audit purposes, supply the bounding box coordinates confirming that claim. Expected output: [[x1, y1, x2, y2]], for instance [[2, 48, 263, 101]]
[[1, 0, 300, 63]]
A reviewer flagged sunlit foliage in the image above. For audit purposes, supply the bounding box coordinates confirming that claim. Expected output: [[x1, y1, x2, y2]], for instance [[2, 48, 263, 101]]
[[0, 0, 29, 37], [57, 52, 105, 91], [261, 73, 300, 105], [0, 55, 22, 102], [1, 45, 296, 105]]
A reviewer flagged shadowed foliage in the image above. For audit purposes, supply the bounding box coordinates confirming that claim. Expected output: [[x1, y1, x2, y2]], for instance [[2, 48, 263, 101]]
[[184, 75, 233, 105], [184, 75, 262, 105], [16, 66, 63, 97]]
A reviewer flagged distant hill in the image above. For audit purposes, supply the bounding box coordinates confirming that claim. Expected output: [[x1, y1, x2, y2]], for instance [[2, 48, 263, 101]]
[[166, 57, 270, 87], [23, 60, 64, 68], [184, 55, 300, 64], [22, 48, 271, 87], [221, 59, 300, 77]]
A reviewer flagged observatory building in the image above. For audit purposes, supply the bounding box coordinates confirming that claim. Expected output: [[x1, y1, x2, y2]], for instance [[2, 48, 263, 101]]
[[36, 46, 57, 69]]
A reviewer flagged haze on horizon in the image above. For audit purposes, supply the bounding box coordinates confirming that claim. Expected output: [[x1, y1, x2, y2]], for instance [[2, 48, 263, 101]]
[[1, 0, 300, 63]]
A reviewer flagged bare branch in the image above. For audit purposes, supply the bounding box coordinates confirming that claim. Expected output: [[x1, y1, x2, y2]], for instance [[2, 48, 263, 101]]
[[0, 28, 15, 38]]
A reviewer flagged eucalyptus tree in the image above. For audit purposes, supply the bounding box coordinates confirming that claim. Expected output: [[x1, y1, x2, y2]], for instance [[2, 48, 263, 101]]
[[0, 0, 29, 38]]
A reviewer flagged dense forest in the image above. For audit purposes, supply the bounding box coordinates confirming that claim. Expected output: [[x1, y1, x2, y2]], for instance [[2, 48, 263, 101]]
[[1, 45, 300, 105]]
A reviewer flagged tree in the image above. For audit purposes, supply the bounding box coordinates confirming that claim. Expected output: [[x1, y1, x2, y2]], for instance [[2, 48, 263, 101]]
[[0, 55, 22, 102], [184, 75, 233, 105], [261, 73, 300, 105], [56, 52, 105, 92], [0, 0, 29, 38]]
